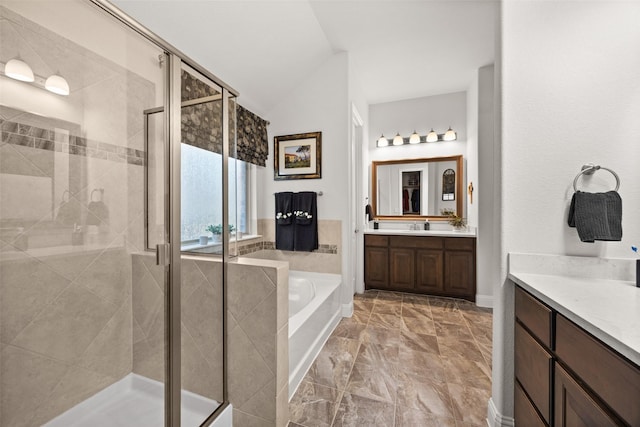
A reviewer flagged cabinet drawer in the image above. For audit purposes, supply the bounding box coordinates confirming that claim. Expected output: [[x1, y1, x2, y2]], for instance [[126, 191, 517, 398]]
[[444, 237, 474, 251], [554, 363, 619, 427], [515, 322, 552, 424], [556, 314, 640, 426], [515, 381, 546, 427], [390, 236, 443, 249], [515, 287, 552, 349], [365, 235, 388, 247]]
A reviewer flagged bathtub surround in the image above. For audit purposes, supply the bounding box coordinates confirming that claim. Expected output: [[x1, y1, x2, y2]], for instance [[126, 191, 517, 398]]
[[288, 271, 342, 400], [248, 219, 342, 275]]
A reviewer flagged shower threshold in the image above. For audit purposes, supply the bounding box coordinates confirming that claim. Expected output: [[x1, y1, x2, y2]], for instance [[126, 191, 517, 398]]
[[43, 373, 218, 427]]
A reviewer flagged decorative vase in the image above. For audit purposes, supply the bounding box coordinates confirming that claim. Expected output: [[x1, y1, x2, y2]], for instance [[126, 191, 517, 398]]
[[199, 235, 209, 245]]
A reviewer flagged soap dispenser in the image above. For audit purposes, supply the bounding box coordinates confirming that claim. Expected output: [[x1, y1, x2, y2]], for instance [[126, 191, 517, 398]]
[[424, 219, 430, 230]]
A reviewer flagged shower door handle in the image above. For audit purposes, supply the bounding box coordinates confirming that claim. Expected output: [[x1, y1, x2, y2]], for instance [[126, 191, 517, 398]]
[[156, 243, 171, 266]]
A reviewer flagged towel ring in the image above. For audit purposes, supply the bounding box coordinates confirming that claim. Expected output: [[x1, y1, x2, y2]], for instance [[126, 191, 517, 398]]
[[573, 164, 620, 192]]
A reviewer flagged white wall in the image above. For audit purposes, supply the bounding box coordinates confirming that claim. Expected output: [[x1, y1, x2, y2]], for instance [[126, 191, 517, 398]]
[[368, 92, 469, 219], [492, 1, 640, 422], [476, 64, 497, 308], [257, 52, 351, 303]]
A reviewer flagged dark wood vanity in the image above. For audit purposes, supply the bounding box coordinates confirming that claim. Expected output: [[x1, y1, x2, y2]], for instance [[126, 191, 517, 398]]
[[515, 286, 640, 426], [364, 233, 476, 301]]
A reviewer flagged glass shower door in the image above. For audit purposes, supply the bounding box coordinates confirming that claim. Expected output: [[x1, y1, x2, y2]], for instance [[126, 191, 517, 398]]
[[0, 1, 168, 425]]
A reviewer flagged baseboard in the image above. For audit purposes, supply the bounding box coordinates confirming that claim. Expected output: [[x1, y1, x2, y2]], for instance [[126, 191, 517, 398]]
[[475, 294, 494, 308], [487, 398, 515, 427], [342, 301, 353, 317]]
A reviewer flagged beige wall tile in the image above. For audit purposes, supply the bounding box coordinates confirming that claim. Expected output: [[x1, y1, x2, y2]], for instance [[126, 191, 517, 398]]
[[1, 345, 69, 427], [227, 263, 276, 324], [79, 297, 132, 379], [239, 293, 277, 370], [29, 366, 116, 427], [11, 283, 118, 363], [228, 320, 275, 408], [238, 378, 276, 421], [276, 382, 290, 427], [248, 250, 341, 274], [0, 256, 71, 344], [181, 324, 220, 401], [277, 324, 289, 394]]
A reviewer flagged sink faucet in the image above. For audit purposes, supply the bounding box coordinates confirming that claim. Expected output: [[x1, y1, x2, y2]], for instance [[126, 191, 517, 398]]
[[409, 221, 418, 230]]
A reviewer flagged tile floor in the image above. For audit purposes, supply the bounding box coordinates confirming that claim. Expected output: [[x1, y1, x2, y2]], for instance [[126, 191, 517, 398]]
[[288, 290, 493, 427]]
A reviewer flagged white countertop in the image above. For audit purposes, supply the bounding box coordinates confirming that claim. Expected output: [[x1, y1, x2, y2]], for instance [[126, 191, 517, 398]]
[[509, 254, 640, 366], [363, 228, 476, 237]]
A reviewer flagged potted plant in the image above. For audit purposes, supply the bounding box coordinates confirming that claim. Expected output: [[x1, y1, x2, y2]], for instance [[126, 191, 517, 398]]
[[447, 214, 467, 231], [206, 224, 236, 242]]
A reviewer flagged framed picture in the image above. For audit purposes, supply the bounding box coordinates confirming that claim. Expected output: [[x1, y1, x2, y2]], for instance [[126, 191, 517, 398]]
[[274, 131, 322, 180]]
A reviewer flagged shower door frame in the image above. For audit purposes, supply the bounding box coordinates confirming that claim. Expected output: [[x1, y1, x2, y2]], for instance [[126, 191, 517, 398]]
[[89, 1, 238, 426]]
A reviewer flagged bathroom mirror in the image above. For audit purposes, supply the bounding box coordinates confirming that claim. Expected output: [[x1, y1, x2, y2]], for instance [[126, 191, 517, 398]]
[[371, 155, 463, 219]]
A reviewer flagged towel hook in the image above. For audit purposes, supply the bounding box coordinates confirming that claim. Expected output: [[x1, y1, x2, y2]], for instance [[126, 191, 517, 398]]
[[573, 163, 620, 192]]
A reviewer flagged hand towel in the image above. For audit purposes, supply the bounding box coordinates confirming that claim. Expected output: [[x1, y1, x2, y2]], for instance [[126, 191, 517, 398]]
[[293, 191, 318, 252], [275, 192, 294, 250], [568, 190, 622, 243], [365, 204, 373, 221]]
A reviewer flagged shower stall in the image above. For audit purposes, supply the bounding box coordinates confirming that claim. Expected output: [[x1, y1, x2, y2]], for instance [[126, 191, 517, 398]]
[[0, 1, 236, 425]]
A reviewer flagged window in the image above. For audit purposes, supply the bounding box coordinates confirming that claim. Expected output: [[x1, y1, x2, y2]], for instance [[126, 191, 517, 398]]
[[180, 143, 249, 244]]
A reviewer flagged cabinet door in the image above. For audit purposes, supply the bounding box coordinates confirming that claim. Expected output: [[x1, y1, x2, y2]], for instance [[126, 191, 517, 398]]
[[443, 251, 474, 297], [389, 248, 415, 290], [364, 247, 389, 289], [415, 249, 443, 293], [555, 363, 619, 427]]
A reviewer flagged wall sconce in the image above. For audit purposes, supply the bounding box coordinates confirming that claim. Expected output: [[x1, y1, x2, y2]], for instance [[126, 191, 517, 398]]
[[376, 127, 457, 147], [1, 59, 70, 96]]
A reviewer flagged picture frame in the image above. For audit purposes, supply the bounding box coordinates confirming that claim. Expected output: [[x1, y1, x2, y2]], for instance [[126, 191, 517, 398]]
[[274, 131, 322, 180]]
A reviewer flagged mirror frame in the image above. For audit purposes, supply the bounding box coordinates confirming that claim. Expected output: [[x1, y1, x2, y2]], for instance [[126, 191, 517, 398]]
[[371, 155, 463, 220]]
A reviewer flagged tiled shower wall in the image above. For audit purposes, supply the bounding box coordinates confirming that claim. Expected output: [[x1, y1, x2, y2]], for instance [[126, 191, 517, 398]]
[[0, 5, 153, 425], [242, 219, 342, 274], [131, 253, 290, 426]]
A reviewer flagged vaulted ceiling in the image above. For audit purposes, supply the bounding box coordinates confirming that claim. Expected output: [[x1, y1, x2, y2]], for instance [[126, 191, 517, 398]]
[[113, 0, 497, 117]]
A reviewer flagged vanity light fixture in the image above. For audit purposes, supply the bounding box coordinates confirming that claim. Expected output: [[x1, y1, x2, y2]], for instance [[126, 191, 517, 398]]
[[443, 126, 457, 141], [376, 127, 457, 147], [1, 59, 70, 96], [376, 134, 389, 147], [4, 58, 34, 82], [45, 73, 70, 96], [409, 130, 420, 144], [426, 128, 439, 143]]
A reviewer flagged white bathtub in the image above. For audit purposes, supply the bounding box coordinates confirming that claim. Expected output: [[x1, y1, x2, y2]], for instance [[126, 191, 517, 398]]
[[288, 270, 342, 400]]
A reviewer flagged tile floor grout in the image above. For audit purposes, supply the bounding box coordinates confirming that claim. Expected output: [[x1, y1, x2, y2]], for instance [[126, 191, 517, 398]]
[[288, 290, 493, 427]]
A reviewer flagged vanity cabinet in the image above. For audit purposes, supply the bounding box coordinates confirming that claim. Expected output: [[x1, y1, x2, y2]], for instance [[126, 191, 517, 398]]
[[364, 234, 475, 301], [515, 286, 640, 427]]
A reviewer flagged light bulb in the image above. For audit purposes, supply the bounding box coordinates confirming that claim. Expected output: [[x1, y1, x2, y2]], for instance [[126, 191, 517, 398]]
[[409, 131, 420, 144], [45, 74, 70, 96], [4, 58, 34, 82], [377, 134, 388, 147], [392, 133, 404, 146], [443, 127, 457, 141], [426, 129, 438, 143]]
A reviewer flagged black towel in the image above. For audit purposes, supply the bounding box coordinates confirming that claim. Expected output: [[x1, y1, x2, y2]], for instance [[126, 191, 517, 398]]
[[293, 191, 318, 252], [411, 189, 420, 213], [568, 191, 622, 243], [365, 204, 373, 221], [275, 192, 294, 250]]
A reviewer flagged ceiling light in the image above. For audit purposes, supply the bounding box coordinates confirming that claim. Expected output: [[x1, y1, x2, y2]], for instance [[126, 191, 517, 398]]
[[4, 58, 34, 82], [443, 127, 457, 141], [392, 133, 404, 146], [377, 134, 388, 147], [409, 131, 420, 144], [45, 74, 70, 96], [426, 129, 438, 143]]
